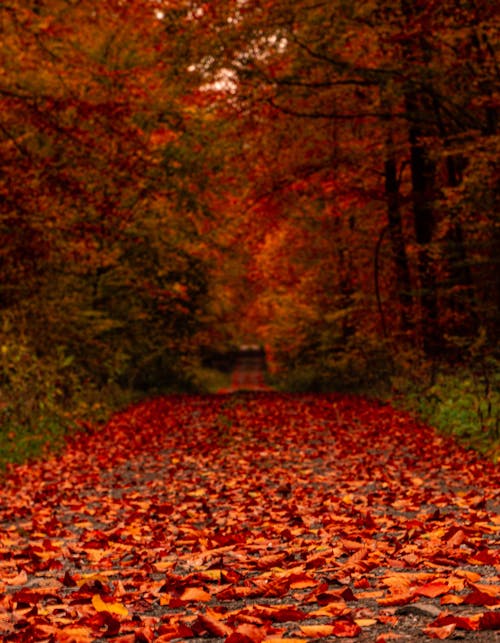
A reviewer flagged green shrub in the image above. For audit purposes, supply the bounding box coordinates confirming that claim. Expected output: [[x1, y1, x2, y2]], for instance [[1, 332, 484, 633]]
[[272, 338, 393, 396], [0, 329, 130, 472], [391, 355, 500, 461]]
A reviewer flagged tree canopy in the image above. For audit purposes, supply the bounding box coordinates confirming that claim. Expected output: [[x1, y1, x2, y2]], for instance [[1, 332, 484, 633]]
[[0, 0, 498, 426]]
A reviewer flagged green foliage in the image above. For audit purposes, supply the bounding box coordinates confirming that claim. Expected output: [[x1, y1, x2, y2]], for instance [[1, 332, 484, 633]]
[[193, 366, 232, 394], [0, 313, 137, 472], [391, 355, 500, 461], [0, 335, 73, 471], [272, 336, 393, 396]]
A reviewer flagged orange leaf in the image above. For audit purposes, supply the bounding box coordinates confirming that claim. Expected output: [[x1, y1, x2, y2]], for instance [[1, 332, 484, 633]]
[[236, 623, 266, 642], [6, 571, 28, 586], [440, 594, 464, 605], [53, 627, 94, 642], [355, 618, 377, 627], [377, 591, 414, 607], [331, 619, 362, 637], [422, 624, 456, 639], [91, 594, 128, 617], [468, 583, 500, 597], [180, 587, 212, 602], [299, 624, 335, 637], [196, 613, 232, 637], [416, 582, 450, 598]]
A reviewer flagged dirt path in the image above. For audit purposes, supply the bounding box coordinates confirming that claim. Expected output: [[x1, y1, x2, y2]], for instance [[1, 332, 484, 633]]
[[218, 349, 270, 393], [0, 393, 499, 642]]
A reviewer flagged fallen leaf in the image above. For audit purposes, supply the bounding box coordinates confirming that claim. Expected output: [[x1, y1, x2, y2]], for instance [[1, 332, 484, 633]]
[[422, 624, 456, 639], [91, 594, 128, 617], [180, 587, 212, 602], [299, 624, 335, 637]]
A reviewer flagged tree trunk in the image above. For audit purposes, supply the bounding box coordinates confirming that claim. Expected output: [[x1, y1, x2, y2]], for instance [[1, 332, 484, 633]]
[[401, 0, 441, 356], [384, 125, 414, 333]]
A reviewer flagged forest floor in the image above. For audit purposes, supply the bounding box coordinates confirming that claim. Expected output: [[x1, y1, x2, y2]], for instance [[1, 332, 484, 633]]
[[0, 360, 499, 642]]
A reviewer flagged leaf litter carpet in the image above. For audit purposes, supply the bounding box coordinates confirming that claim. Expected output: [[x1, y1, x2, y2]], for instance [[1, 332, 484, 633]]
[[0, 393, 499, 642]]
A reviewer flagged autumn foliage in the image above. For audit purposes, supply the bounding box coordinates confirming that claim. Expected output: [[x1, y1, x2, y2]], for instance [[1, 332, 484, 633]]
[[1, 0, 499, 411], [1, 393, 499, 641]]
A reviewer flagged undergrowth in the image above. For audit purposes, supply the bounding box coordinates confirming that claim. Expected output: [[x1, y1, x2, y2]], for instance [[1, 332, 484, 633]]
[[392, 358, 500, 462], [0, 340, 231, 473], [0, 339, 135, 473], [272, 342, 500, 462]]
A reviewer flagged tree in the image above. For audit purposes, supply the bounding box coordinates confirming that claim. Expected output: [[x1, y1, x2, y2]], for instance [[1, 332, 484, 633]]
[[187, 0, 499, 373], [0, 0, 218, 398]]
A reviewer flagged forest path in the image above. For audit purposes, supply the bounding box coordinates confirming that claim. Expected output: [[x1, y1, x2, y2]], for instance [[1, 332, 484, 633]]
[[1, 393, 499, 642], [218, 349, 271, 393]]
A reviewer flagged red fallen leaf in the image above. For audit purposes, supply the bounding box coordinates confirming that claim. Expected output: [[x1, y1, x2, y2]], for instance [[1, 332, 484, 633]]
[[51, 626, 95, 642], [446, 528, 466, 547], [235, 623, 266, 642], [313, 587, 357, 605], [231, 613, 265, 626], [61, 570, 77, 587], [83, 611, 122, 637], [415, 582, 450, 598], [346, 546, 370, 565], [422, 624, 456, 639], [468, 550, 499, 565], [305, 554, 327, 569], [463, 590, 500, 606], [263, 576, 290, 597], [156, 623, 195, 641], [12, 590, 45, 606], [225, 634, 255, 643], [467, 582, 500, 597], [254, 605, 307, 622], [217, 586, 258, 600], [331, 618, 362, 637], [151, 503, 174, 516], [289, 572, 317, 589], [429, 613, 479, 631], [478, 611, 500, 630], [377, 616, 399, 626], [440, 594, 464, 605]]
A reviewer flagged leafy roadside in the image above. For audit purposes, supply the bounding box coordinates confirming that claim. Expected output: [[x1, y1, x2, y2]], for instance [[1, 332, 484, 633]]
[[270, 346, 500, 462], [0, 336, 203, 474], [392, 360, 500, 463]]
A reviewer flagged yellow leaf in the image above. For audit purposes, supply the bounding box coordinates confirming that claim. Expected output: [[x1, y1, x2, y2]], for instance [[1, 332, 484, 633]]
[[91, 594, 129, 617], [188, 489, 206, 497], [201, 569, 222, 581]]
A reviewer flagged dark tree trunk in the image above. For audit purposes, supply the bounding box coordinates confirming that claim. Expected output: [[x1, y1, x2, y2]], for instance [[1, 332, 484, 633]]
[[406, 95, 441, 356], [401, 0, 442, 356], [384, 127, 414, 332]]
